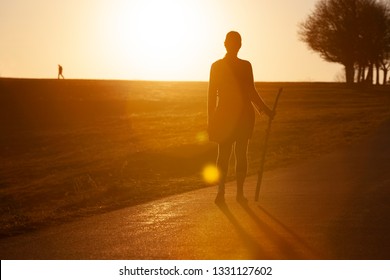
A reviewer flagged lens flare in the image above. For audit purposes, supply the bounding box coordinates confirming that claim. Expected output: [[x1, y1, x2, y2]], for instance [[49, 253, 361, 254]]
[[196, 131, 208, 143], [202, 165, 220, 184]]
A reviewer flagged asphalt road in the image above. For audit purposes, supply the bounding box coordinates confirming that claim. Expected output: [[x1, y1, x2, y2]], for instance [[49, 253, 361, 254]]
[[1, 120, 390, 260]]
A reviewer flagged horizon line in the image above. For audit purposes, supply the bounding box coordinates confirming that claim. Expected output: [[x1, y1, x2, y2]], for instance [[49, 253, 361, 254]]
[[0, 77, 341, 84]]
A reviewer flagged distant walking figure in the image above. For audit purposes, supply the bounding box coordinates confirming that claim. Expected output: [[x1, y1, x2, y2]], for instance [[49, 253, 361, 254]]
[[58, 64, 64, 79], [208, 31, 274, 204]]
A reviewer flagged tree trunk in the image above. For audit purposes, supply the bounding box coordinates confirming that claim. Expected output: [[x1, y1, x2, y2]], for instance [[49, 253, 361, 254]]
[[345, 63, 355, 85], [383, 69, 388, 85], [360, 66, 366, 83], [365, 63, 374, 84], [375, 63, 380, 85], [357, 65, 362, 83]]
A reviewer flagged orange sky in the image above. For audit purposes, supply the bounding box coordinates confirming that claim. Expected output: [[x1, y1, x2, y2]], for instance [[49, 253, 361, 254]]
[[0, 0, 342, 81]]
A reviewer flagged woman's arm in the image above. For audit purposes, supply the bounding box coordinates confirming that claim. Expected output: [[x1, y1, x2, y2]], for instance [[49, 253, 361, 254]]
[[250, 86, 274, 118], [207, 64, 218, 129], [247, 63, 274, 118]]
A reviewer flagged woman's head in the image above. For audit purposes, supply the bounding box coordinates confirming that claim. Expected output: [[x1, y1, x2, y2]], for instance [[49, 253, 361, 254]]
[[224, 31, 242, 55]]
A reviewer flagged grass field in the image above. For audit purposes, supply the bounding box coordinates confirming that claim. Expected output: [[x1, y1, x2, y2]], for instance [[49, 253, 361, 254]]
[[1, 78, 390, 237]]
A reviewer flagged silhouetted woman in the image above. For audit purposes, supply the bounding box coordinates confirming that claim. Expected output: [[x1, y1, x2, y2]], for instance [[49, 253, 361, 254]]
[[58, 65, 64, 79], [208, 31, 274, 204]]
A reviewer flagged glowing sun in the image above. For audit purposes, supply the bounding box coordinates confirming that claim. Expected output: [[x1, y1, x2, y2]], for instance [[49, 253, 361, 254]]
[[116, 0, 212, 80]]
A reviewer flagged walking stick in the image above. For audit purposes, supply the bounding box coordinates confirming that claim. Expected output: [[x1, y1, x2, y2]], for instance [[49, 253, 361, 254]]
[[255, 87, 283, 201]]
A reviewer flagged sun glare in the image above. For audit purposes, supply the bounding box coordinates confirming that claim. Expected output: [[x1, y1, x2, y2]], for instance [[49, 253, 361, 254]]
[[110, 0, 213, 80]]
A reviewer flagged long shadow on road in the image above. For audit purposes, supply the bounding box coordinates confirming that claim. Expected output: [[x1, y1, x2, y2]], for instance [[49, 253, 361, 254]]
[[217, 201, 322, 259], [216, 203, 273, 259]]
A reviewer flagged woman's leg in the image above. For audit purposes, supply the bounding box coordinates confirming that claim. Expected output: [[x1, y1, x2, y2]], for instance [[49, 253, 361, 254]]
[[235, 138, 249, 201], [215, 141, 233, 202]]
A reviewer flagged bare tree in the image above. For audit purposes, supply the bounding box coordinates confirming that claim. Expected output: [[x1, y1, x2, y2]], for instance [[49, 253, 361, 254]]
[[378, 1, 390, 84], [357, 0, 390, 84], [299, 0, 390, 85]]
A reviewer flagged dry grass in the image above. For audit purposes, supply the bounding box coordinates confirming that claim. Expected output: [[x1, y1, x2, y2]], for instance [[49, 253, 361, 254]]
[[1, 79, 390, 237]]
